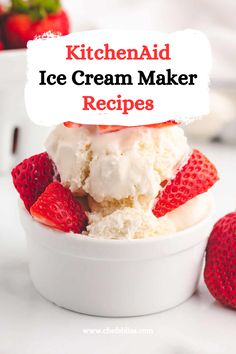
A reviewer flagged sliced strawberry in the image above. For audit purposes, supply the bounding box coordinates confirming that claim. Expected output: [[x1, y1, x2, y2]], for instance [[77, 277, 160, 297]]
[[63, 121, 82, 128], [98, 121, 178, 133], [63, 123, 123, 133], [97, 125, 125, 133], [11, 152, 59, 211], [30, 181, 88, 233], [63, 120, 177, 133], [152, 149, 219, 218], [144, 120, 177, 129]]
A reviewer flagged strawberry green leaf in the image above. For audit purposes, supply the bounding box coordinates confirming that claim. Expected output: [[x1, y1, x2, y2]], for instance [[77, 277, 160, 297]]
[[42, 0, 61, 13], [11, 0, 30, 13], [11, 0, 61, 20]]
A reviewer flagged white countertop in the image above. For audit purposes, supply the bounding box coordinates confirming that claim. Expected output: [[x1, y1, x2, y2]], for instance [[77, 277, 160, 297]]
[[1, 141, 236, 354]]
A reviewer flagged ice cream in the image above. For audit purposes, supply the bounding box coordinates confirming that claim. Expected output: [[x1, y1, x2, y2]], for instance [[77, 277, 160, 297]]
[[167, 192, 213, 231], [45, 123, 213, 239], [46, 124, 189, 203], [86, 192, 213, 239], [87, 208, 176, 240]]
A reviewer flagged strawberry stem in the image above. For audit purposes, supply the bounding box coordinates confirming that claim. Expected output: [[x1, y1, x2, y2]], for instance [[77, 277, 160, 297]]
[[11, 0, 61, 20]]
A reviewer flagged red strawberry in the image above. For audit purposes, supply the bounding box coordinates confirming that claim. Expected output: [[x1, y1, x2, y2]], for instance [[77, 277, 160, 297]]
[[0, 5, 6, 50], [204, 212, 236, 309], [11, 152, 59, 211], [64, 121, 82, 128], [30, 181, 88, 233], [0, 5, 4, 14], [153, 149, 219, 217], [3, 0, 70, 49], [96, 125, 125, 133], [97, 121, 178, 133], [63, 120, 178, 133], [63, 123, 125, 132], [143, 120, 177, 129]]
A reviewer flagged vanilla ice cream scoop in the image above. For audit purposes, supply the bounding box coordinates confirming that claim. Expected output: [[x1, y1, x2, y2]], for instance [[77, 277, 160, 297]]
[[45, 124, 93, 195], [45, 124, 213, 240], [46, 124, 189, 206]]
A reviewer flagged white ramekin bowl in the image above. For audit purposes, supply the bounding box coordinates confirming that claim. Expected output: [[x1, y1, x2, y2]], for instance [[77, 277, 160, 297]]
[[19, 202, 213, 317]]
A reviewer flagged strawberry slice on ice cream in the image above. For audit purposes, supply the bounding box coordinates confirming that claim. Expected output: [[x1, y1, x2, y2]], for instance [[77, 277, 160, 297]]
[[153, 149, 219, 217], [97, 121, 178, 133], [63, 121, 83, 128], [30, 181, 88, 233], [63, 120, 178, 133]]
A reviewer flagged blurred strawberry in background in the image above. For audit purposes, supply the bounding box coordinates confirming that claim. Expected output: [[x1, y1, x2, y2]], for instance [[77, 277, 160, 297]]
[[0, 0, 70, 50], [0, 4, 6, 49], [0, 33, 4, 49]]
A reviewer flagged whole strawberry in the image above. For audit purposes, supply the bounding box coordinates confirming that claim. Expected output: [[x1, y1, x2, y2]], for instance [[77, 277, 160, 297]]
[[153, 149, 219, 218], [30, 181, 88, 234], [12, 152, 59, 211], [3, 0, 70, 49], [204, 212, 236, 309]]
